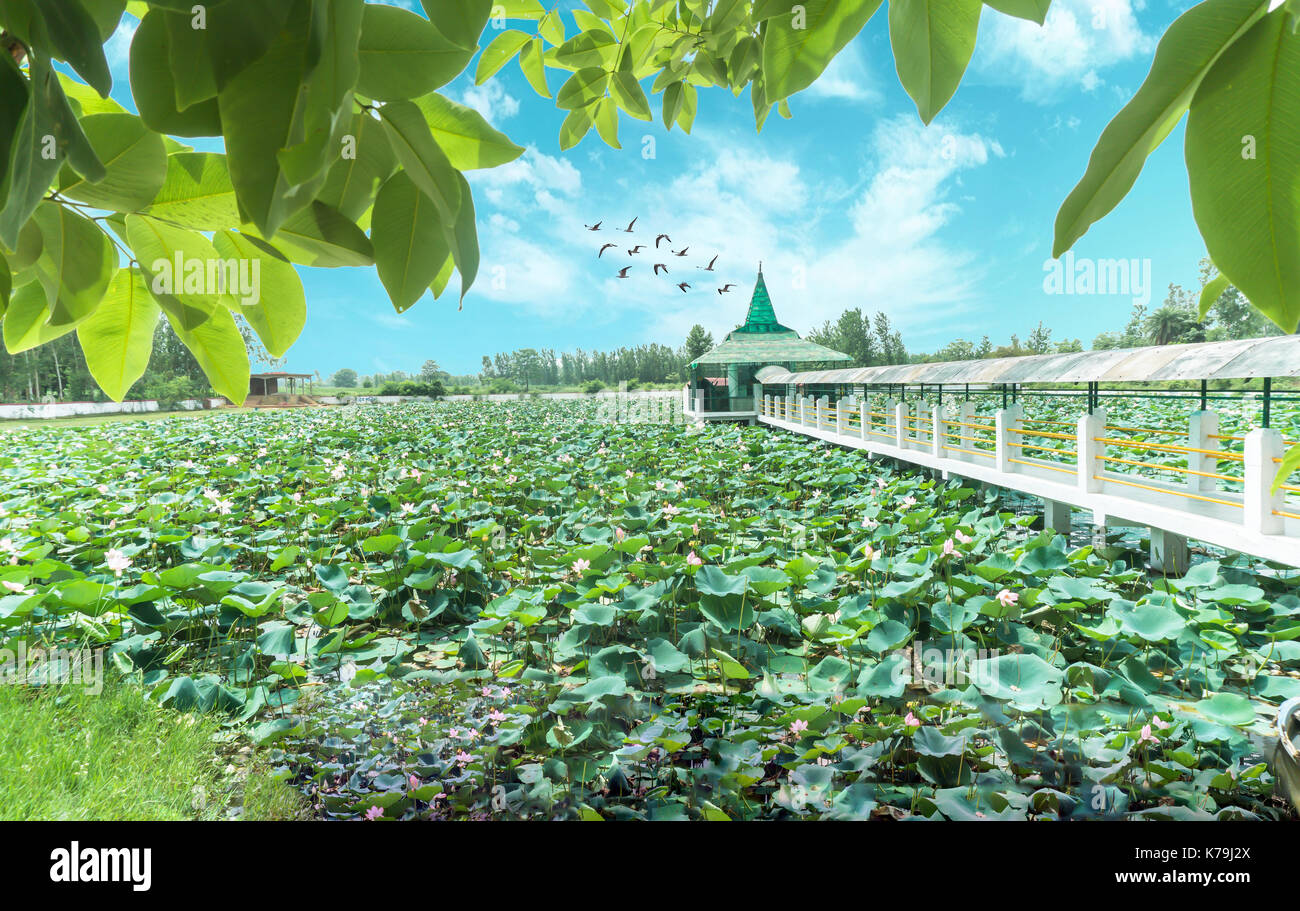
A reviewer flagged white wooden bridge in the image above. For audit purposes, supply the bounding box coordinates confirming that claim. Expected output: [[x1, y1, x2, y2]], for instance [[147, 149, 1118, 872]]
[[685, 337, 1300, 570]]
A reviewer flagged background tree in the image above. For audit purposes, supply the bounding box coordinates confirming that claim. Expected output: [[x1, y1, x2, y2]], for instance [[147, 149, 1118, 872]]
[[331, 368, 358, 388], [683, 324, 713, 363]]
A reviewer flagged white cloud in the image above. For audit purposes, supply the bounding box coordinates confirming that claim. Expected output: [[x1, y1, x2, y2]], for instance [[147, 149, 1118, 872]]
[[978, 0, 1155, 101], [800, 45, 883, 105], [459, 80, 520, 122]]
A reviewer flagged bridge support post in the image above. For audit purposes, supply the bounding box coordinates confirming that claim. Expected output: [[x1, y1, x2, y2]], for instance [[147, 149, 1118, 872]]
[[894, 403, 908, 450], [1187, 410, 1220, 493], [883, 398, 897, 444], [1244, 428, 1286, 535], [817, 395, 830, 432], [836, 396, 848, 437], [859, 399, 869, 441], [995, 404, 1022, 473], [785, 394, 793, 421], [1078, 408, 1106, 494], [931, 404, 945, 458], [1042, 499, 1072, 535], [1149, 528, 1190, 575]]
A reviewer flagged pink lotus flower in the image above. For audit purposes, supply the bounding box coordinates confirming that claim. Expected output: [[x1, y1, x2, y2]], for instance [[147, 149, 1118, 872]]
[[662, 504, 679, 516], [614, 526, 626, 542], [105, 548, 131, 576], [996, 589, 1018, 608], [904, 711, 921, 728], [1152, 716, 1170, 730], [1138, 724, 1158, 745], [489, 708, 507, 723], [455, 750, 473, 767], [571, 558, 591, 574], [942, 538, 956, 556], [863, 544, 876, 560], [408, 774, 420, 790], [901, 496, 917, 508], [364, 805, 384, 820], [2, 580, 32, 595], [955, 530, 973, 544], [686, 551, 702, 566], [789, 719, 809, 735]]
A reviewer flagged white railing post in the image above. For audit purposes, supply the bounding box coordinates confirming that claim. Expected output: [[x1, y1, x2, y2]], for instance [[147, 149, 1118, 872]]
[[694, 389, 704, 414], [931, 404, 945, 457], [882, 398, 896, 444], [785, 394, 793, 421], [957, 400, 978, 462], [894, 402, 908, 449], [1078, 406, 1107, 494], [1244, 428, 1286, 534], [817, 395, 829, 431], [995, 404, 1022, 473], [803, 395, 813, 427], [1187, 409, 1220, 494], [859, 398, 869, 440], [836, 396, 847, 437]]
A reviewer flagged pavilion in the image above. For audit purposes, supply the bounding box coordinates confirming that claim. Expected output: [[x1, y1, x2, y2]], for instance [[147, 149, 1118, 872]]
[[684, 268, 851, 420]]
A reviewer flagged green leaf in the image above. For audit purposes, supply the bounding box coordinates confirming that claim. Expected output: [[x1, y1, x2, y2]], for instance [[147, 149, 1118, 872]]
[[983, 0, 1050, 24], [762, 0, 884, 104], [357, 2, 475, 101], [58, 71, 126, 117], [1198, 270, 1231, 320], [162, 0, 294, 110], [559, 105, 594, 150], [661, 81, 684, 130], [378, 99, 462, 220], [610, 71, 652, 121], [38, 0, 113, 96], [1272, 444, 1300, 495], [30, 202, 116, 327], [129, 10, 223, 137], [75, 266, 159, 401], [3, 281, 80, 353], [0, 60, 59, 248], [244, 201, 374, 268], [421, 0, 492, 50], [476, 29, 532, 84], [557, 67, 610, 110], [144, 152, 242, 231], [594, 96, 620, 149], [442, 170, 479, 308], [216, 6, 321, 237], [164, 305, 249, 404], [316, 112, 398, 221], [1052, 0, 1271, 257], [125, 213, 224, 330], [413, 93, 524, 170], [676, 82, 697, 133], [888, 0, 983, 124], [429, 253, 454, 299], [56, 112, 167, 212], [372, 169, 448, 313], [212, 231, 305, 357], [519, 37, 551, 98], [1186, 9, 1300, 334]]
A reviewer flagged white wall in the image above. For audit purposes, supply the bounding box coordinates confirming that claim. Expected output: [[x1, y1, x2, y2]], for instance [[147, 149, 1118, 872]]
[[0, 398, 225, 420]]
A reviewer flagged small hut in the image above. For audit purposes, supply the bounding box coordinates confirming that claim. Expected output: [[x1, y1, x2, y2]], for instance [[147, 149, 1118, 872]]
[[249, 372, 314, 397], [685, 268, 852, 419]]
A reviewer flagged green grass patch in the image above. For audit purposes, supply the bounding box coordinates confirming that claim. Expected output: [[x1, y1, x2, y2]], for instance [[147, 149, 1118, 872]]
[[0, 680, 305, 821]]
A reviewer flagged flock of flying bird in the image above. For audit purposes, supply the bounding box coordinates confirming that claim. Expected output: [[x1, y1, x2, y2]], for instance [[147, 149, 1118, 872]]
[[584, 217, 738, 295]]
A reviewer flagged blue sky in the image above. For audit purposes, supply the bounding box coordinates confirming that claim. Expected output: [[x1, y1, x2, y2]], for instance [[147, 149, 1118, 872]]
[[97, 0, 1213, 378]]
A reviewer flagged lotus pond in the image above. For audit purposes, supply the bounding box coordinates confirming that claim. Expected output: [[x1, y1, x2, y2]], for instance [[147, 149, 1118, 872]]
[[2, 400, 1298, 820]]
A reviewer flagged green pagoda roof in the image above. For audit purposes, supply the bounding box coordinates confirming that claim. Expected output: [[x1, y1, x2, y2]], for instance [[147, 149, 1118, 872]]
[[689, 269, 853, 368]]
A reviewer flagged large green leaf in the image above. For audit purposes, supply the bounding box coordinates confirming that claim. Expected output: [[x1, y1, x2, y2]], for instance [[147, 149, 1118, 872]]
[[129, 10, 223, 137], [216, 4, 320, 236], [1052, 0, 1270, 257], [29, 202, 116, 327], [888, 0, 983, 125], [372, 170, 449, 313], [75, 266, 159, 401], [475, 29, 531, 84], [38, 0, 113, 96], [378, 99, 461, 221], [212, 230, 306, 357], [421, 0, 493, 50], [3, 281, 82, 353], [56, 112, 167, 212], [164, 305, 249, 405], [125, 213, 224, 330], [761, 0, 884, 103], [357, 2, 475, 101], [518, 37, 551, 98], [162, 0, 295, 111], [144, 152, 242, 231], [243, 201, 374, 268], [316, 112, 398, 222], [1186, 9, 1300, 333], [413, 93, 525, 170], [442, 171, 479, 308], [982, 0, 1050, 24]]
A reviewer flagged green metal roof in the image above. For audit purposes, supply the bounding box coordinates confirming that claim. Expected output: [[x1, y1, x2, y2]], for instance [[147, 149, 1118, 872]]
[[689, 269, 853, 368]]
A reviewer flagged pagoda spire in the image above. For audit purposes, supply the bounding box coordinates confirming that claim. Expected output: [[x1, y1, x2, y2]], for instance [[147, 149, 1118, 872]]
[[732, 266, 794, 336]]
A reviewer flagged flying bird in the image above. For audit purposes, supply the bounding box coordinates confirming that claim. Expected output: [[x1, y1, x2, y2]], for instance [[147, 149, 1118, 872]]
[[653, 263, 669, 275], [623, 217, 638, 233], [676, 282, 691, 292], [655, 234, 671, 248], [627, 245, 646, 255], [717, 283, 736, 294], [616, 266, 631, 278], [672, 247, 689, 257], [702, 254, 718, 271], [585, 221, 602, 231], [598, 243, 617, 258]]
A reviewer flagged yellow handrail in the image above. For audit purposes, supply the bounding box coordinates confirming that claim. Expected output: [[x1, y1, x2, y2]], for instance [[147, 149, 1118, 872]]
[[1097, 455, 1242, 484], [1095, 474, 1243, 508], [1094, 437, 1244, 461], [1009, 458, 1075, 475]]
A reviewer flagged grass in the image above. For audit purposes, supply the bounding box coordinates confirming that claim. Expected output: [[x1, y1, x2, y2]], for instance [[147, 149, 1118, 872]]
[[0, 679, 306, 821]]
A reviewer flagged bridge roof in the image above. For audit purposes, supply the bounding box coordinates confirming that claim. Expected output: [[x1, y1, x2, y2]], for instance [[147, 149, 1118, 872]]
[[755, 335, 1300, 386]]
